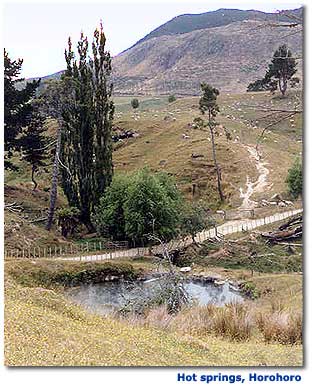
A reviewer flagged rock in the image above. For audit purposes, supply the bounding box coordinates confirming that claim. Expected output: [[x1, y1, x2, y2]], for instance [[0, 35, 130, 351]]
[[214, 279, 225, 286], [180, 266, 192, 273], [271, 193, 282, 201], [191, 153, 204, 159]]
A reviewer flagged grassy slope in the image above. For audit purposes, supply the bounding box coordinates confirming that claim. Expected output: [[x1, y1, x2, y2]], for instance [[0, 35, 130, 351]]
[[4, 90, 302, 250], [113, 90, 302, 206], [5, 263, 302, 366]]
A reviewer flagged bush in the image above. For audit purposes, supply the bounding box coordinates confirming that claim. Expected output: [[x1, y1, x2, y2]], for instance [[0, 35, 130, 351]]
[[57, 207, 80, 238], [93, 168, 183, 245], [286, 159, 302, 198], [192, 117, 205, 129], [119, 274, 189, 315], [92, 175, 128, 240], [180, 201, 214, 243], [131, 98, 139, 109], [168, 95, 176, 103]]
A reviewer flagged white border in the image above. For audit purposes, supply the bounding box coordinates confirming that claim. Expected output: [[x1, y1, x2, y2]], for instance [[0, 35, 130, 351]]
[[1, 1, 313, 384]]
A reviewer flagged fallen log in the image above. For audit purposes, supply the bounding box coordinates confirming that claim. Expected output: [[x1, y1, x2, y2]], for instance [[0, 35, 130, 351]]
[[261, 225, 302, 243], [278, 215, 302, 231]]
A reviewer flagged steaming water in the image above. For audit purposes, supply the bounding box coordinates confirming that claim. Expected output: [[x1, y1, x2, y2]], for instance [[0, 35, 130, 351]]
[[65, 279, 244, 316]]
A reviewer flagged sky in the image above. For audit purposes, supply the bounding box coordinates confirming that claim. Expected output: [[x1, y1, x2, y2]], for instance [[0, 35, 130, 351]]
[[3, 0, 302, 78]]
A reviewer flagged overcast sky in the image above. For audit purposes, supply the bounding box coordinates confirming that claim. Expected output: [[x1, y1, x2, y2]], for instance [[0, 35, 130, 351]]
[[3, 0, 302, 78]]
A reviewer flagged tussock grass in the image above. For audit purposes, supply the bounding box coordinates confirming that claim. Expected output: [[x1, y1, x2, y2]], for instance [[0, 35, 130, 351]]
[[124, 301, 302, 345], [211, 303, 253, 341], [256, 311, 302, 344]]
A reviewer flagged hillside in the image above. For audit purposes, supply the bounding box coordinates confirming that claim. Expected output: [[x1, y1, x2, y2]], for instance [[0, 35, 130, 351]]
[[131, 7, 302, 48], [4, 90, 302, 252], [113, 20, 302, 95], [26, 8, 303, 96]]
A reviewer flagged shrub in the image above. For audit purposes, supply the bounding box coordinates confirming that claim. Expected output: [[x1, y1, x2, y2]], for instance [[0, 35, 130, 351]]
[[240, 281, 261, 299], [168, 94, 176, 103], [57, 207, 80, 238], [180, 201, 214, 243], [92, 175, 128, 240], [118, 274, 189, 315], [93, 168, 183, 245], [192, 117, 205, 129], [286, 159, 302, 198], [131, 98, 139, 109]]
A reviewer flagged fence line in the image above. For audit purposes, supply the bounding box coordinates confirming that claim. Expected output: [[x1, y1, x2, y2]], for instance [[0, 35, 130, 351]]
[[5, 208, 302, 261]]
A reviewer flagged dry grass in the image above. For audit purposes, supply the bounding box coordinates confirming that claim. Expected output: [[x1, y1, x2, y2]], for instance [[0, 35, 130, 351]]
[[124, 300, 302, 346], [4, 277, 303, 366], [256, 311, 302, 344]]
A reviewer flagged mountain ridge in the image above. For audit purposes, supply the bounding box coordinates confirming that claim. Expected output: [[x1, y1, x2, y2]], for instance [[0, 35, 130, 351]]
[[25, 7, 303, 95], [112, 19, 302, 95], [125, 7, 302, 52]]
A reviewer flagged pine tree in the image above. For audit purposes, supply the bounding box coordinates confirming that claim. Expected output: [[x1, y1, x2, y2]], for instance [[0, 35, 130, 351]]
[[60, 25, 114, 231], [199, 83, 224, 202], [4, 49, 40, 169], [20, 108, 48, 190], [266, 45, 297, 96]]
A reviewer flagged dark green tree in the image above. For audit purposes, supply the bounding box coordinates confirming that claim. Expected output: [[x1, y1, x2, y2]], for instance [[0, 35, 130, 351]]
[[20, 108, 48, 190], [60, 24, 114, 231], [168, 95, 176, 103], [4, 49, 40, 169], [57, 207, 80, 238], [92, 175, 129, 240], [199, 83, 224, 202], [131, 98, 139, 109], [247, 77, 277, 93], [247, 45, 298, 96], [286, 159, 302, 198], [266, 45, 297, 96], [93, 169, 183, 245], [180, 202, 214, 243]]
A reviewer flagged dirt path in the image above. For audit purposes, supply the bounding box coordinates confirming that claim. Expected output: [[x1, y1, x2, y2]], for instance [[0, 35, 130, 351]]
[[239, 145, 270, 209]]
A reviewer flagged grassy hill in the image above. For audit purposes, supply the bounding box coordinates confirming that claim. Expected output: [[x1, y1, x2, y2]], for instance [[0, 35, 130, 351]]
[[4, 90, 302, 252], [131, 7, 303, 48], [113, 19, 302, 95]]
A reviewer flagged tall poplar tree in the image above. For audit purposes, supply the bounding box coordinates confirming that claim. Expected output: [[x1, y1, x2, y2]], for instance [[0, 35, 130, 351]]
[[60, 25, 114, 230]]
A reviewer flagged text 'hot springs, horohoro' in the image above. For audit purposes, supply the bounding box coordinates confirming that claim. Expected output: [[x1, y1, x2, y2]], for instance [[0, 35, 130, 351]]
[[177, 373, 302, 383]]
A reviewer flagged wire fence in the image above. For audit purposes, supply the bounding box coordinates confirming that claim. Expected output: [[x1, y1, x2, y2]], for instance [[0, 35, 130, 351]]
[[4, 240, 128, 260], [5, 208, 302, 262]]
